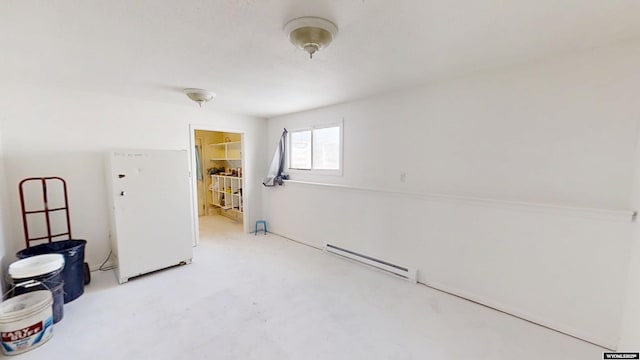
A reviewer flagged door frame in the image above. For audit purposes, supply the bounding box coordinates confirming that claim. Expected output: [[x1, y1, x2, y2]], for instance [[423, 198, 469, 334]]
[[188, 124, 249, 246]]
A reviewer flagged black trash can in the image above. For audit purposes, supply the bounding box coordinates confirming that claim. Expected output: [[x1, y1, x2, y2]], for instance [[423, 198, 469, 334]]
[[17, 240, 87, 303]]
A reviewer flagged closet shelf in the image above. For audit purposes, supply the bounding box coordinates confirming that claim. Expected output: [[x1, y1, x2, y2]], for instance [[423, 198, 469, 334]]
[[208, 141, 241, 161], [209, 141, 240, 146]]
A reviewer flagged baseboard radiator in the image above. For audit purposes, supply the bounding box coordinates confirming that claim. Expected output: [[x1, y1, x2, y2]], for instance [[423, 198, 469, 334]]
[[324, 243, 418, 283]]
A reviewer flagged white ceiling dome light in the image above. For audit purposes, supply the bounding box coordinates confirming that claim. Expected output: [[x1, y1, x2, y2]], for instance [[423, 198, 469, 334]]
[[284, 16, 338, 59], [184, 88, 216, 107]]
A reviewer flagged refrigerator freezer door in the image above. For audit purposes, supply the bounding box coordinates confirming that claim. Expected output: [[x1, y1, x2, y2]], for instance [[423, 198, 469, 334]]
[[107, 149, 194, 283]]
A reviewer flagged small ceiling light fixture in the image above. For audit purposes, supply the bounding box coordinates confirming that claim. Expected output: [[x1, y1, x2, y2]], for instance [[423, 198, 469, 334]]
[[184, 88, 216, 107], [284, 16, 338, 59]]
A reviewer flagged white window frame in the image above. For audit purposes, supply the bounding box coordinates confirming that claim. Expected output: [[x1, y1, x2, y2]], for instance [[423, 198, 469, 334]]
[[287, 121, 343, 176]]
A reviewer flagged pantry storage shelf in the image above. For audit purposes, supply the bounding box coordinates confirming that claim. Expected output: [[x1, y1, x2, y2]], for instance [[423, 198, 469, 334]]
[[211, 175, 243, 213]]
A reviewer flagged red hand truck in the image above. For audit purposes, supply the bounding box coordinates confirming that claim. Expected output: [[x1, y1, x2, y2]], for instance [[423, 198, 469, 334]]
[[19, 177, 73, 247], [18, 177, 91, 284]]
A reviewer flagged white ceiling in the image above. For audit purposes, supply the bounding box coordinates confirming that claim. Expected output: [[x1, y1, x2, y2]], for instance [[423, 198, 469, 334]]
[[1, 0, 640, 118]]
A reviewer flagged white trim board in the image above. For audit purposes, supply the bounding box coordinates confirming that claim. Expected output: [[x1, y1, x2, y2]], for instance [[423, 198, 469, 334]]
[[282, 180, 634, 222]]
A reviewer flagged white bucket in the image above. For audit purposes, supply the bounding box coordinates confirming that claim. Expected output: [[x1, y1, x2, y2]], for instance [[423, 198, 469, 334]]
[[8, 254, 65, 279], [8, 254, 65, 324], [0, 290, 53, 355]]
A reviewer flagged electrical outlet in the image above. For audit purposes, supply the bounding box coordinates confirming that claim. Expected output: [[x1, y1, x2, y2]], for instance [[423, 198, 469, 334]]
[[400, 172, 406, 182]]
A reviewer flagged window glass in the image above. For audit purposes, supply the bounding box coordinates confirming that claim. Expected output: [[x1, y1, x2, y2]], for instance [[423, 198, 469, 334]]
[[312, 126, 340, 170], [289, 130, 312, 169]]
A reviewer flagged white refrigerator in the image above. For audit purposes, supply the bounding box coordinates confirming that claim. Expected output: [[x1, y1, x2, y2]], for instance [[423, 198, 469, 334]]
[[105, 149, 194, 284]]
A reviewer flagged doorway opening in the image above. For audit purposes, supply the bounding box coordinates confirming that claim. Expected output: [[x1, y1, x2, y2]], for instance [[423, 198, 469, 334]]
[[191, 127, 246, 245]]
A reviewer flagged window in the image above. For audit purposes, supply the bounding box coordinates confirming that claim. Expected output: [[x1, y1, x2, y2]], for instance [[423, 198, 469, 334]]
[[290, 130, 312, 169], [289, 123, 342, 173]]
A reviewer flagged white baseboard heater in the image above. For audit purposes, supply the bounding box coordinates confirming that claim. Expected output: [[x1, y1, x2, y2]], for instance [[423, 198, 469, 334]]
[[324, 243, 418, 283]]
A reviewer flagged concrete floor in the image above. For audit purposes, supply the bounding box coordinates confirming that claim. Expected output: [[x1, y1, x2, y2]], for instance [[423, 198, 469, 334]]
[[15, 215, 605, 359]]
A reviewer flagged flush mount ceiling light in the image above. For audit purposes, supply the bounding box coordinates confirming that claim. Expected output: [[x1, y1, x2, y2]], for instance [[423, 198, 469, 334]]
[[184, 88, 216, 107], [284, 16, 338, 59]]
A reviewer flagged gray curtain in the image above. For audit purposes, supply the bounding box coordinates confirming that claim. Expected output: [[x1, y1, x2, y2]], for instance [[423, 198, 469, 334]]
[[263, 129, 288, 186]]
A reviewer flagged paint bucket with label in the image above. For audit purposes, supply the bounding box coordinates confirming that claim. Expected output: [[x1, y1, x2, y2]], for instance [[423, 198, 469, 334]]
[[0, 290, 54, 355], [9, 254, 65, 323]]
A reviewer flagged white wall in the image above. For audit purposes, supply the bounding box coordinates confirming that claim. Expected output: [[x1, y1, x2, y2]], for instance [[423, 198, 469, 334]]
[[619, 123, 640, 350], [620, 220, 640, 350], [0, 128, 11, 291], [0, 84, 267, 271], [264, 42, 640, 349], [269, 44, 640, 209]]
